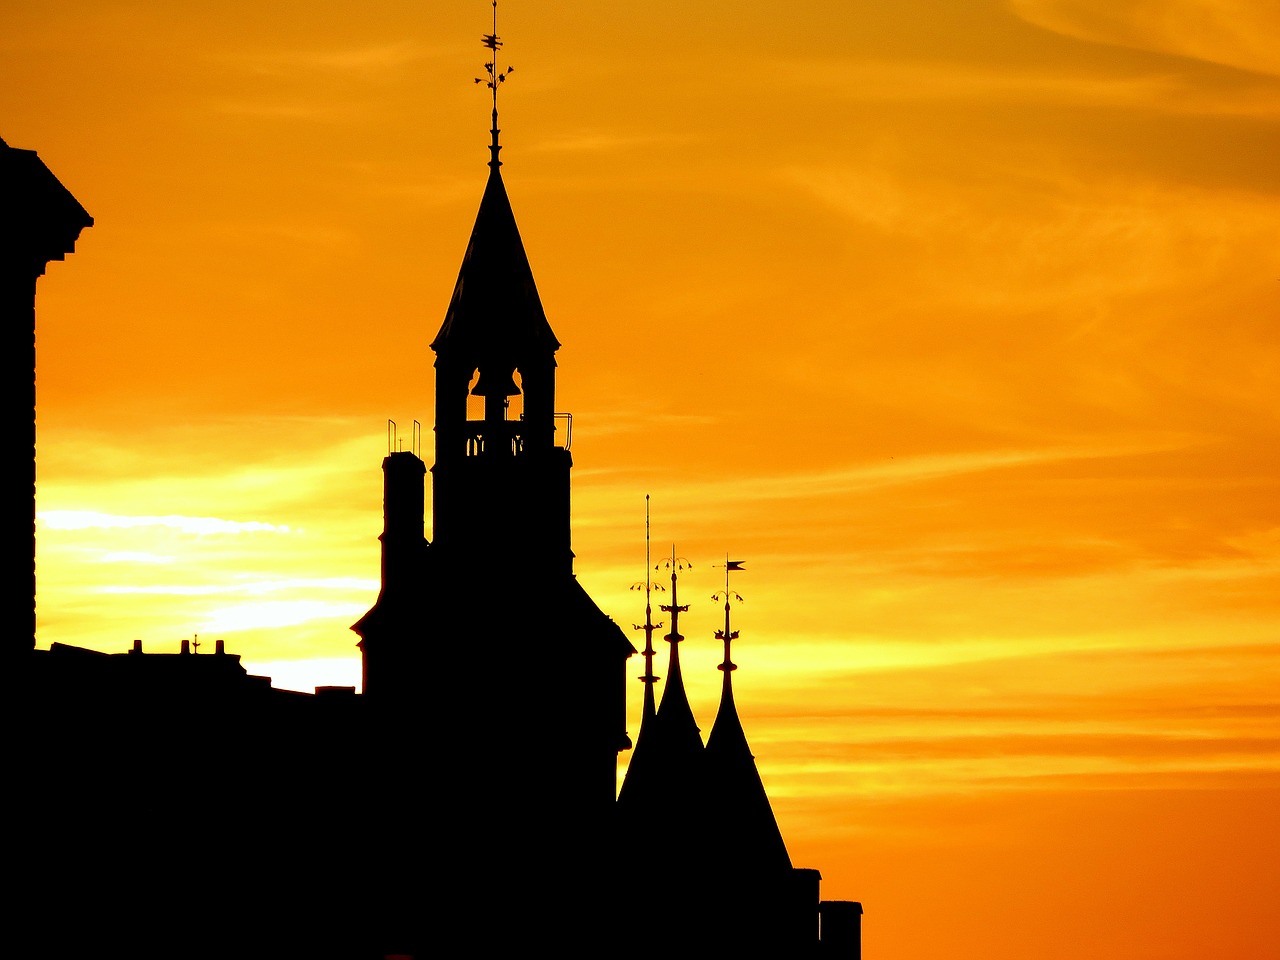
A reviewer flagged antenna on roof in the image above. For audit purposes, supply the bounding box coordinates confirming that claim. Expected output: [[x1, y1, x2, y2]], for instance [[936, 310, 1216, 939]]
[[474, 1, 515, 168]]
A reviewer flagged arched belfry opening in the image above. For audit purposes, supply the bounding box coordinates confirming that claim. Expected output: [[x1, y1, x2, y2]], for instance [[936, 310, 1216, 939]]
[[460, 363, 529, 456], [465, 369, 484, 427], [507, 369, 524, 429]]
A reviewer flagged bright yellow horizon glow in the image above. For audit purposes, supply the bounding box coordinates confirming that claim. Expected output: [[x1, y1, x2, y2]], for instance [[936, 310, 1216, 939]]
[[12, 1, 1279, 957]]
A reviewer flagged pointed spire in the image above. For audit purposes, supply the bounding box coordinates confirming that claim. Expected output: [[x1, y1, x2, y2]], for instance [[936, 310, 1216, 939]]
[[705, 557, 792, 875], [656, 546, 698, 734], [708, 557, 747, 758], [617, 545, 702, 815], [434, 5, 554, 366]]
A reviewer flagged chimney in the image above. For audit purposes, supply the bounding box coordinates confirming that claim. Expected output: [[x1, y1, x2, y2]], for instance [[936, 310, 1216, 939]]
[[819, 900, 864, 958], [131, 639, 143, 654], [215, 639, 226, 655], [381, 451, 427, 595], [181, 638, 190, 654], [788, 868, 823, 945]]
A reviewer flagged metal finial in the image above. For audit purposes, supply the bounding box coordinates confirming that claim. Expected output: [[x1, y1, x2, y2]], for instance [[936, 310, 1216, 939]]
[[474, 1, 515, 167], [630, 496, 665, 719], [712, 556, 744, 672], [658, 545, 692, 645]]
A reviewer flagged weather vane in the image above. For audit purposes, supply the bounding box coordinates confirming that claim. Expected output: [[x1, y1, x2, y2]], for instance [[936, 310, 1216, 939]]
[[712, 556, 745, 672], [474, 0, 514, 167]]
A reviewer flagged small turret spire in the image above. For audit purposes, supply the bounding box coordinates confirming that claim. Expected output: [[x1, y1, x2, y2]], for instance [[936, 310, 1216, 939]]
[[475, 1, 515, 168], [655, 545, 696, 723], [705, 555, 793, 880]]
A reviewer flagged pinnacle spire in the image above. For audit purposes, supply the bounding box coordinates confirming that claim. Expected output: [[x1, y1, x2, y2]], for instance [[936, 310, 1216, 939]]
[[616, 545, 702, 817], [705, 557, 792, 874], [708, 555, 747, 752], [437, 2, 549, 364], [656, 546, 694, 721]]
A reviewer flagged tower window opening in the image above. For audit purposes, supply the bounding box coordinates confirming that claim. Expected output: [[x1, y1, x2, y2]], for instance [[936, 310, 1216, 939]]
[[466, 369, 484, 422], [507, 370, 524, 422]]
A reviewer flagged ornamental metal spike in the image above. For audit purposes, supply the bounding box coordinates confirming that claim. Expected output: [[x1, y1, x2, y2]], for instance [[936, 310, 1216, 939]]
[[630, 496, 664, 721], [658, 544, 692, 645], [712, 555, 745, 672], [475, 1, 515, 167]]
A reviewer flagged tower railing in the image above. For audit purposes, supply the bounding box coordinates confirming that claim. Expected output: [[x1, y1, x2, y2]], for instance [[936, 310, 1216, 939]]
[[458, 413, 572, 456], [554, 411, 572, 450]]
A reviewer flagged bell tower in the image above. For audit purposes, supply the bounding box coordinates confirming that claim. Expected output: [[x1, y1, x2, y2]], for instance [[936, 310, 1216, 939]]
[[352, 9, 634, 947], [429, 148, 571, 574], [428, 6, 572, 576]]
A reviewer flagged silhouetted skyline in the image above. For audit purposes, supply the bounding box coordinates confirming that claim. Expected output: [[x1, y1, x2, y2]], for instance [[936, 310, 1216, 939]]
[[15, 57, 862, 949], [13, 2, 1280, 957]]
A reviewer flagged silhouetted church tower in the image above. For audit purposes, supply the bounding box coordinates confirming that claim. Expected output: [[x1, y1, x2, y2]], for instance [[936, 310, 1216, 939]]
[[429, 126, 569, 573], [351, 12, 633, 949], [21, 12, 866, 956]]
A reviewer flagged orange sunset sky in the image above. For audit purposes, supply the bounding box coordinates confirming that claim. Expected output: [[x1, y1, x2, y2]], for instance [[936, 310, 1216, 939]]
[[9, 1, 1280, 956]]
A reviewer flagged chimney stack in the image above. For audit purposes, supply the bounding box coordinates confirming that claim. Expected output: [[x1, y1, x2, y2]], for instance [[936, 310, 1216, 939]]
[[819, 900, 864, 957]]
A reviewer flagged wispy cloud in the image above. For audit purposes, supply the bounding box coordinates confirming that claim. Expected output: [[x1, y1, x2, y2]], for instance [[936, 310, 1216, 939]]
[[764, 54, 1280, 117], [605, 435, 1196, 507], [38, 510, 291, 535], [212, 41, 430, 77], [1007, 0, 1280, 77], [98, 576, 376, 596], [199, 599, 369, 633], [530, 131, 684, 154], [100, 551, 175, 565]]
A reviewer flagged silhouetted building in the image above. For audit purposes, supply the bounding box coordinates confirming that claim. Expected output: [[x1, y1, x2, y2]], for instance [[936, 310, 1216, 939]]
[[3, 135, 92, 666], [22, 638, 366, 957], [20, 51, 864, 955], [342, 104, 861, 951], [616, 555, 855, 951], [350, 110, 635, 954]]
